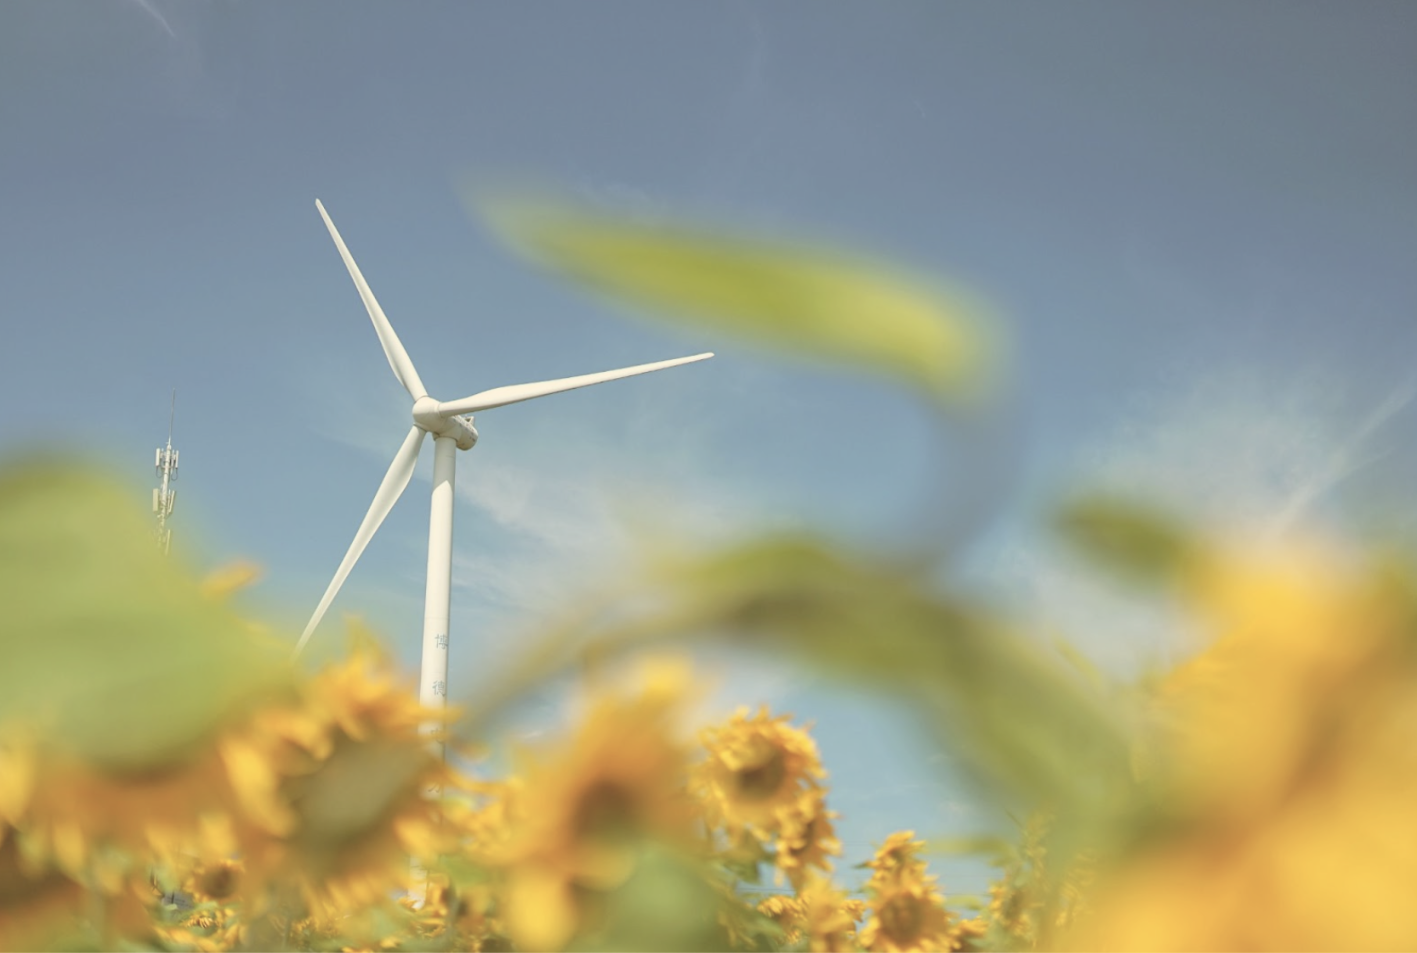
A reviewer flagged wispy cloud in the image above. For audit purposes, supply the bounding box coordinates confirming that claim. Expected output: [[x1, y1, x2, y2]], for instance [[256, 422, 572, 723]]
[[304, 348, 763, 616], [449, 450, 759, 615], [1269, 371, 1417, 538], [1076, 367, 1351, 534], [981, 365, 1408, 675], [127, 0, 178, 41]]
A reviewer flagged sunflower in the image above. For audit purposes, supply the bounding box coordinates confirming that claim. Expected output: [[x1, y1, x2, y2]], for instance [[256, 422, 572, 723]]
[[773, 789, 841, 889], [952, 915, 988, 951], [805, 900, 866, 951], [0, 737, 33, 837], [863, 830, 928, 887], [0, 830, 87, 952], [1060, 537, 1417, 951], [795, 873, 866, 952], [978, 814, 1058, 947], [185, 858, 243, 903], [0, 727, 247, 895], [396, 875, 509, 952], [860, 876, 958, 953], [1148, 540, 1411, 824], [985, 874, 1036, 948], [154, 891, 246, 953], [444, 775, 522, 869], [756, 892, 804, 945], [0, 562, 288, 934], [217, 641, 455, 921], [493, 657, 700, 951], [430, 782, 520, 948], [155, 924, 244, 953], [860, 832, 962, 953], [693, 706, 826, 841]]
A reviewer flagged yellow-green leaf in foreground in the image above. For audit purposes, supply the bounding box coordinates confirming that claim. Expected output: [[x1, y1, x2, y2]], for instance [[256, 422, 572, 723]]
[[0, 460, 290, 769], [467, 535, 1134, 834], [477, 195, 1000, 407]]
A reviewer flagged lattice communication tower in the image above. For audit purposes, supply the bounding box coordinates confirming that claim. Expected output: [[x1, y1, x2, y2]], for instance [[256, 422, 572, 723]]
[[153, 391, 178, 554]]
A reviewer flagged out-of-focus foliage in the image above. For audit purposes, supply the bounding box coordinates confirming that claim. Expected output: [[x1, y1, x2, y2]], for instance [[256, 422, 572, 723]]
[[475, 192, 999, 408], [0, 464, 289, 768], [6, 201, 1417, 951], [1052, 496, 1198, 587], [465, 536, 1135, 857]]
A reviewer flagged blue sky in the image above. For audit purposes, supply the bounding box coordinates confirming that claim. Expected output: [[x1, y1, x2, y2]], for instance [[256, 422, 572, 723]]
[[2, 2, 1415, 892]]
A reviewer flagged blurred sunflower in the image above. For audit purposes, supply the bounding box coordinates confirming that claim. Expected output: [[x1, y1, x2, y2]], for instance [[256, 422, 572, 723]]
[[494, 657, 700, 951], [154, 924, 239, 953], [156, 896, 244, 953], [863, 831, 928, 885], [1155, 540, 1402, 819], [790, 873, 867, 952], [757, 892, 805, 945], [772, 789, 841, 889], [859, 831, 965, 953], [3, 778, 240, 953], [0, 729, 245, 894], [1063, 538, 1417, 950], [433, 782, 520, 945], [978, 813, 1082, 949], [693, 706, 826, 843], [397, 876, 509, 952], [185, 858, 243, 903], [0, 830, 87, 952], [984, 864, 1038, 948], [860, 876, 959, 953], [217, 641, 454, 920], [445, 775, 522, 868]]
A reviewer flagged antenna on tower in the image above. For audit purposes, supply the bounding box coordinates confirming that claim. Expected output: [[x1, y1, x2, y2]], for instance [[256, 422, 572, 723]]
[[153, 389, 179, 554]]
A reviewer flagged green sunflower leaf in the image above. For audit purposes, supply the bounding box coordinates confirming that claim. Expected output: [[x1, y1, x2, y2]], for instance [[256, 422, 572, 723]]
[[0, 460, 290, 769], [469, 535, 1134, 834], [579, 845, 735, 952], [923, 835, 1015, 860], [476, 194, 1000, 408]]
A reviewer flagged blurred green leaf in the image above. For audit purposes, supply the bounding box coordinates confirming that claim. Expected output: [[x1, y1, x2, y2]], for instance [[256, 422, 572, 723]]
[[0, 461, 290, 769], [287, 737, 428, 852], [438, 853, 496, 888], [667, 537, 1133, 824], [469, 535, 1134, 837], [716, 853, 763, 886], [1053, 496, 1198, 587], [923, 835, 1015, 861], [476, 194, 999, 407], [573, 845, 735, 952]]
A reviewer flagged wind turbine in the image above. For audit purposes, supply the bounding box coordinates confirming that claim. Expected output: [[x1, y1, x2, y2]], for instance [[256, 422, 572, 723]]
[[294, 199, 712, 757]]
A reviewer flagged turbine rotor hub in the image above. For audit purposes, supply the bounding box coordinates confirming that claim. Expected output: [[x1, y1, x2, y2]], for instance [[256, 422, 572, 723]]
[[412, 396, 478, 450]]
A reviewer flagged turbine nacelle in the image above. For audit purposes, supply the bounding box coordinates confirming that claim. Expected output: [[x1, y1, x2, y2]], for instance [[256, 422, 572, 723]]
[[412, 396, 478, 450]]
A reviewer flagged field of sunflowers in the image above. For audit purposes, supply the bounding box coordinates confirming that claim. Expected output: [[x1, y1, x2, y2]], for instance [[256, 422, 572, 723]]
[[3, 202, 1415, 951]]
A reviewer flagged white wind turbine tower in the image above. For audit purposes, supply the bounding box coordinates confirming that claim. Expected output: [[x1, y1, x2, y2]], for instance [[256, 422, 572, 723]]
[[293, 200, 711, 759]]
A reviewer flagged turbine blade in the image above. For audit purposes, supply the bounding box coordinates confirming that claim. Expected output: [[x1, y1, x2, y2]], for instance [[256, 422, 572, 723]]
[[315, 199, 428, 399], [292, 426, 427, 657], [437, 352, 713, 416]]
